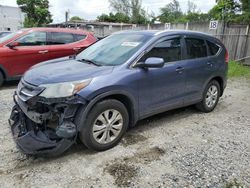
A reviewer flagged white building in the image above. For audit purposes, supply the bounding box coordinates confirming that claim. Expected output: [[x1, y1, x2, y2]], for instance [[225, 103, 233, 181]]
[[0, 5, 25, 31]]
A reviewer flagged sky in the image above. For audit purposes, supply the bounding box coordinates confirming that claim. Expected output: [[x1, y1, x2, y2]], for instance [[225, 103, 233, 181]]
[[0, 0, 216, 23]]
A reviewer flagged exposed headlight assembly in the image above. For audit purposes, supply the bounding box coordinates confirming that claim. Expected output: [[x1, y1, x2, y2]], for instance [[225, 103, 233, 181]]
[[39, 79, 92, 98]]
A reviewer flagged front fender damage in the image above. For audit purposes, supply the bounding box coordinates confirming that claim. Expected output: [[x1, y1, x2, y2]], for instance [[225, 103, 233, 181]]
[[9, 94, 87, 156]]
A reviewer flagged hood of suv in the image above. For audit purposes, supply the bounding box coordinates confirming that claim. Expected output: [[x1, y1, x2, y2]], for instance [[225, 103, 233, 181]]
[[23, 57, 114, 86]]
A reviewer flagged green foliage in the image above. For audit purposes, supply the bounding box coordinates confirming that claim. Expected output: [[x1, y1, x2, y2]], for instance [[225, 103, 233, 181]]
[[228, 61, 250, 78], [240, 0, 250, 22], [109, 0, 130, 15], [207, 0, 250, 23], [159, 0, 183, 23], [107, 0, 149, 24], [157, 0, 209, 23], [208, 0, 241, 21], [241, 0, 250, 12], [101, 0, 250, 24], [185, 13, 210, 22], [17, 0, 52, 27], [70, 16, 83, 22], [97, 13, 130, 23], [130, 0, 148, 24]]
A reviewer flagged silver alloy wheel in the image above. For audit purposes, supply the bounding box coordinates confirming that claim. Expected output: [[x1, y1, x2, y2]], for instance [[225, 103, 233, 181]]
[[205, 85, 218, 108], [92, 109, 123, 144]]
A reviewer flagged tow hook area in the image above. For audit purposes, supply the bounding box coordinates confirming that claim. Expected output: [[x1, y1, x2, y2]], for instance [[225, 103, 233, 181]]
[[9, 95, 84, 156]]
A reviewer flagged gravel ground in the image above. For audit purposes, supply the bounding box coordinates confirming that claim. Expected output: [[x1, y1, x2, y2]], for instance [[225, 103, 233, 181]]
[[0, 79, 250, 188]]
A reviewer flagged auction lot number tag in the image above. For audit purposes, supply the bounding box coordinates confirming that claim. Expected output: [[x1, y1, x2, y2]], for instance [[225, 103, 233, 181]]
[[209, 21, 218, 30]]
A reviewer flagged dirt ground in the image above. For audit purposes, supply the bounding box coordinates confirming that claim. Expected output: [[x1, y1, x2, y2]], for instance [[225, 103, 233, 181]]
[[0, 79, 250, 188]]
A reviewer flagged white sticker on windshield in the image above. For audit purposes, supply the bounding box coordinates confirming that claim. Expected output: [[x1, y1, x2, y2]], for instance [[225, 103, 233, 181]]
[[121, 42, 140, 47]]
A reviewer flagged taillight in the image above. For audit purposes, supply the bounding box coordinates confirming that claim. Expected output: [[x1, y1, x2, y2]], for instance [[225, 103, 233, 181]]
[[225, 50, 229, 64]]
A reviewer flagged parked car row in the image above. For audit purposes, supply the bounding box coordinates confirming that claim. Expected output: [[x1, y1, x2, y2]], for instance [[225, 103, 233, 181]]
[[8, 29, 228, 156], [0, 28, 97, 86]]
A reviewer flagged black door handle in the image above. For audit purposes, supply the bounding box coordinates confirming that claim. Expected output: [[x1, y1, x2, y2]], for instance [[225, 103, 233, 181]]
[[176, 67, 184, 72]]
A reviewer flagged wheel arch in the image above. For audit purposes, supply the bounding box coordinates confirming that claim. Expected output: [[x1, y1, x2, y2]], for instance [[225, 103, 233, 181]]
[[0, 65, 7, 79], [75, 90, 138, 132], [101, 93, 137, 127], [210, 76, 224, 96], [202, 75, 225, 98]]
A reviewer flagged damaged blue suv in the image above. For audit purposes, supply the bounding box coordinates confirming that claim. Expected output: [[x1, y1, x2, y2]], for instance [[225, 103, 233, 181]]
[[9, 30, 228, 156]]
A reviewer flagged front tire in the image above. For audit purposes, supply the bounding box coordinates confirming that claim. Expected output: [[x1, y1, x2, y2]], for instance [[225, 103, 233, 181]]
[[79, 99, 129, 151], [196, 80, 220, 113], [0, 72, 4, 87]]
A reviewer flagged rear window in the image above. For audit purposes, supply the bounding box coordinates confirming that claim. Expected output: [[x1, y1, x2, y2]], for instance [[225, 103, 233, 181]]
[[185, 38, 207, 59], [49, 32, 75, 45], [207, 40, 220, 56], [74, 34, 86, 41]]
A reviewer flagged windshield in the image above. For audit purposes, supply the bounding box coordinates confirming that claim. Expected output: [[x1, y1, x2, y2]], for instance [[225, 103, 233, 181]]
[[76, 33, 152, 66], [0, 30, 24, 44]]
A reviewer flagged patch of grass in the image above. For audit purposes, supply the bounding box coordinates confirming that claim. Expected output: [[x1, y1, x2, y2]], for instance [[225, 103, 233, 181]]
[[228, 61, 250, 78]]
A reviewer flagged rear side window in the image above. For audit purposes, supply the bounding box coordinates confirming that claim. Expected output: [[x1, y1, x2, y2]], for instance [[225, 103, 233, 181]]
[[207, 40, 220, 56], [141, 38, 181, 63], [74, 34, 87, 41], [49, 32, 74, 45], [185, 38, 207, 59]]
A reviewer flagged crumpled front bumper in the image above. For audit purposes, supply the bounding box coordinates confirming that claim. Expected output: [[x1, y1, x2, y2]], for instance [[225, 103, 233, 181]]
[[8, 92, 84, 156], [9, 105, 74, 156]]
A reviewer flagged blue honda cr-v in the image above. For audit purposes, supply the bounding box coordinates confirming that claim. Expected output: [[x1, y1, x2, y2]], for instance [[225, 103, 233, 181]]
[[9, 30, 228, 156]]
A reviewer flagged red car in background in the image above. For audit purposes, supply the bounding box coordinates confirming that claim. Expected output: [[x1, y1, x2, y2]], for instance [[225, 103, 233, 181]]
[[0, 28, 97, 86]]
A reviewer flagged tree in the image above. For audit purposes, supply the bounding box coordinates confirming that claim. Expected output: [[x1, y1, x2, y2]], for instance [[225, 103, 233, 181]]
[[70, 16, 83, 22], [130, 0, 146, 24], [109, 0, 130, 15], [187, 0, 198, 14], [185, 1, 209, 22], [17, 0, 52, 27], [185, 12, 210, 22], [208, 0, 241, 21], [241, 0, 250, 12], [240, 0, 250, 22], [97, 12, 130, 23], [159, 0, 183, 23], [109, 0, 149, 24]]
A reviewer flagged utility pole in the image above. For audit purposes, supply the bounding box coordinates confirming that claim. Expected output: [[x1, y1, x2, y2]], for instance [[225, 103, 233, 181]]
[[65, 9, 70, 27], [221, 7, 225, 42]]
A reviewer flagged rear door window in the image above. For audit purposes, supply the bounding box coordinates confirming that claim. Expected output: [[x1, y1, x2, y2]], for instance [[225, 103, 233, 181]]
[[185, 38, 207, 59], [207, 40, 220, 56], [49, 32, 75, 45], [140, 38, 182, 63], [74, 34, 87, 41]]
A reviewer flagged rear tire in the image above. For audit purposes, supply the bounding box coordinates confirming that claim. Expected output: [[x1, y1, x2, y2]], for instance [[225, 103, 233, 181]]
[[196, 80, 220, 113], [0, 72, 4, 87], [79, 99, 129, 151]]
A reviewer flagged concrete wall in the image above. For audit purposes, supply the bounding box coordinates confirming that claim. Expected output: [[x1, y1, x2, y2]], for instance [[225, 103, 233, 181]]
[[0, 5, 24, 31]]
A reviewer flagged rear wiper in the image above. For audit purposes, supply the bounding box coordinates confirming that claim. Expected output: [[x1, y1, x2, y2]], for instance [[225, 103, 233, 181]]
[[77, 58, 101, 66]]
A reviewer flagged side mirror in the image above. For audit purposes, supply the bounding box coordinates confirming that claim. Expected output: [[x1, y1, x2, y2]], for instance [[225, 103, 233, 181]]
[[135, 57, 164, 68], [7, 41, 20, 48]]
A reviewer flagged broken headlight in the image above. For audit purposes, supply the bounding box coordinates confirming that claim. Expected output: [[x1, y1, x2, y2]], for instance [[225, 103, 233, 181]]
[[39, 79, 92, 98]]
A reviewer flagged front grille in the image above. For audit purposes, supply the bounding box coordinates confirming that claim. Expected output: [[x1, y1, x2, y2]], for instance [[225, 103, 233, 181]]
[[17, 80, 44, 102]]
